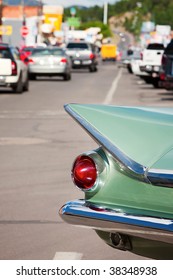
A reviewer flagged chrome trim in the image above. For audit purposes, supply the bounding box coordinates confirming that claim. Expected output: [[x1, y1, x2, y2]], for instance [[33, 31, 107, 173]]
[[64, 104, 173, 188], [64, 104, 147, 181], [59, 199, 173, 244], [147, 169, 173, 188]]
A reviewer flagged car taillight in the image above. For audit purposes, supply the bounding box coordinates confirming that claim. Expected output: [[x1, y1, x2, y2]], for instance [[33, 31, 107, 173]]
[[140, 52, 143, 60], [11, 61, 17, 75], [90, 53, 95, 60], [60, 58, 67, 63], [28, 58, 35, 64], [71, 155, 97, 191], [160, 72, 166, 80]]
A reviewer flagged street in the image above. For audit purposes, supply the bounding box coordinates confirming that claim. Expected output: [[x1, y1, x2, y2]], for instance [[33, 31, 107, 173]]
[[0, 61, 173, 260]]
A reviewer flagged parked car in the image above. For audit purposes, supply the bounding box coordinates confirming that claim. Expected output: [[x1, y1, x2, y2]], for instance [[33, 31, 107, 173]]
[[28, 47, 72, 81], [65, 41, 98, 72], [140, 43, 165, 88], [159, 39, 173, 90], [59, 103, 173, 259], [0, 43, 29, 93]]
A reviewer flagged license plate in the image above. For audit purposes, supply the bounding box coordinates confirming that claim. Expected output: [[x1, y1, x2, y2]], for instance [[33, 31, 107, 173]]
[[74, 60, 81, 65], [82, 60, 91, 65]]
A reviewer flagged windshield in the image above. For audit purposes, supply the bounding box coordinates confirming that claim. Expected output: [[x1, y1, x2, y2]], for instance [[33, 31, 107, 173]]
[[147, 44, 164, 50], [66, 43, 89, 49], [31, 48, 64, 57], [0, 48, 13, 59]]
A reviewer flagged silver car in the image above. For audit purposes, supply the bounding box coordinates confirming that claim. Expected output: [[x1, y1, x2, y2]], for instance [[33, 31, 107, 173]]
[[28, 47, 72, 81]]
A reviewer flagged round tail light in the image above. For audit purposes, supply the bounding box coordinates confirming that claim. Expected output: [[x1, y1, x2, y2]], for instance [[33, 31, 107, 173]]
[[71, 155, 97, 191]]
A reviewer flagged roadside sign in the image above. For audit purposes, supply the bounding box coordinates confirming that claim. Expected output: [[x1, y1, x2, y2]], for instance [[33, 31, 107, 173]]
[[0, 25, 12, 36], [67, 17, 80, 28], [20, 26, 29, 37]]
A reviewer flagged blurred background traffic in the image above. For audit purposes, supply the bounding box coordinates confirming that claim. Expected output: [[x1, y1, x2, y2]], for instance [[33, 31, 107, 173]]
[[0, 0, 173, 92]]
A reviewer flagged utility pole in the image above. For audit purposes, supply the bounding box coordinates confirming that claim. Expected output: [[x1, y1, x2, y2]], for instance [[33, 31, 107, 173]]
[[0, 0, 3, 42], [21, 0, 26, 45], [36, 0, 42, 43], [21, 0, 26, 26], [103, 1, 108, 25]]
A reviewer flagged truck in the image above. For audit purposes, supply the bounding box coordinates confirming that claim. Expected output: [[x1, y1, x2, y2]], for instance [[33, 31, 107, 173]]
[[101, 44, 117, 61], [140, 43, 165, 87]]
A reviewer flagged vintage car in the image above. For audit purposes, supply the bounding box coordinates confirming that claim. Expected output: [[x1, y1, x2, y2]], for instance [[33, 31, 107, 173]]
[[59, 103, 173, 259]]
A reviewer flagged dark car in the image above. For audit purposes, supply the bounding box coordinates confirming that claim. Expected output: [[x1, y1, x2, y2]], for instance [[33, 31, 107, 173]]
[[65, 41, 98, 72], [159, 39, 173, 89]]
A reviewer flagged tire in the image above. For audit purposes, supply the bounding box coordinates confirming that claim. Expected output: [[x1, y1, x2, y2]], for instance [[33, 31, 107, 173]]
[[23, 74, 29, 91], [89, 65, 97, 72], [152, 79, 159, 88], [29, 73, 36, 80], [12, 74, 23, 93], [63, 73, 71, 81]]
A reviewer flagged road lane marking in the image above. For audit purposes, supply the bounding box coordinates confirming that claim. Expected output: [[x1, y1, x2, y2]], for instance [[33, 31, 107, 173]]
[[53, 252, 83, 260], [103, 68, 122, 105]]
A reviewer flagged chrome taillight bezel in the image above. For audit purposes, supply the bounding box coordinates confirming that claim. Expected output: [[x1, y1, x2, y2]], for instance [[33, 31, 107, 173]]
[[71, 149, 108, 192]]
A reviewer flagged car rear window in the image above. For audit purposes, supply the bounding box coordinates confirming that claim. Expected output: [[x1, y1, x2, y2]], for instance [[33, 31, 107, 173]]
[[0, 48, 13, 59], [31, 48, 64, 57], [66, 43, 89, 49], [23, 47, 34, 52], [147, 43, 164, 50]]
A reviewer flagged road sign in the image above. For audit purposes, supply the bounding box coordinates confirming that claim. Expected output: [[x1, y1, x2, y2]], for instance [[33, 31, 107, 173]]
[[0, 25, 12, 36], [67, 17, 80, 28], [20, 26, 29, 37]]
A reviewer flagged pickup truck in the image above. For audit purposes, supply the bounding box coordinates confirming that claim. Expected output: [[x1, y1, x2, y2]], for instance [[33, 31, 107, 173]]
[[0, 43, 29, 93], [140, 43, 165, 87], [65, 41, 98, 72]]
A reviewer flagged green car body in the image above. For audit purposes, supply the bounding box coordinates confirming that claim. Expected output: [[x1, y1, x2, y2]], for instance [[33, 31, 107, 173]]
[[59, 103, 173, 259]]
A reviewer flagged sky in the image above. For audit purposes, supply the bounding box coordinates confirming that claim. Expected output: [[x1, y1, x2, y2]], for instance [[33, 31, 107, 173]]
[[43, 0, 117, 8]]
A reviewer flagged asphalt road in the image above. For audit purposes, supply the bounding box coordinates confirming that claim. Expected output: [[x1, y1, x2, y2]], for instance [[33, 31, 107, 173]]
[[0, 62, 173, 260]]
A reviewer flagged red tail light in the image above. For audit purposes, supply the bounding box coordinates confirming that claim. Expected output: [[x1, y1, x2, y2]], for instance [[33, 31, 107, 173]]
[[11, 61, 17, 75], [28, 58, 35, 64], [90, 53, 95, 60], [160, 72, 166, 80], [61, 58, 67, 63], [71, 155, 97, 190], [140, 52, 143, 60]]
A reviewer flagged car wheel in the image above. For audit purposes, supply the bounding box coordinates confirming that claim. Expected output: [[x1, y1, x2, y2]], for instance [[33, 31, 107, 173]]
[[89, 65, 97, 72], [12, 74, 23, 93], [63, 73, 71, 81], [29, 74, 36, 80], [152, 79, 159, 88], [23, 74, 29, 91]]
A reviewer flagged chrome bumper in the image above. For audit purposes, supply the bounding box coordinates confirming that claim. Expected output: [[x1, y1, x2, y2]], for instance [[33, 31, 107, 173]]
[[59, 199, 173, 244]]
